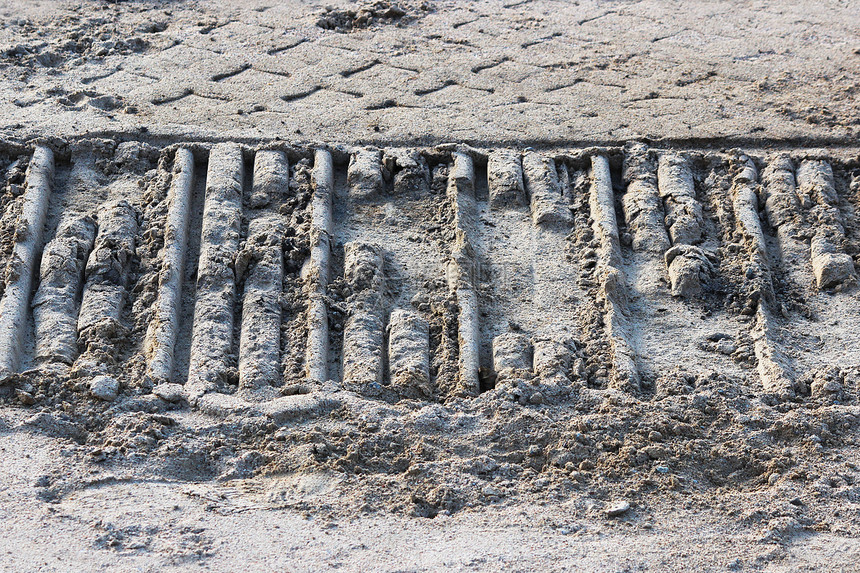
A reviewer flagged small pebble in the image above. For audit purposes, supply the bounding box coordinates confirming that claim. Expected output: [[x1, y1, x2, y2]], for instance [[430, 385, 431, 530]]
[[481, 485, 502, 498], [15, 389, 35, 405], [606, 501, 631, 517], [154, 383, 186, 403], [90, 375, 119, 401], [716, 340, 737, 355]]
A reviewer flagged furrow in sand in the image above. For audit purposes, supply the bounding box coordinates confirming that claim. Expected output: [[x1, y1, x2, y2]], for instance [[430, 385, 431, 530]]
[[237, 150, 289, 398], [521, 152, 576, 388], [657, 153, 704, 245], [304, 148, 334, 384], [388, 309, 431, 397], [0, 145, 53, 378], [589, 154, 639, 391], [522, 151, 571, 227], [186, 143, 243, 400], [33, 215, 96, 366], [144, 147, 195, 383], [730, 154, 794, 397], [620, 145, 738, 384], [336, 146, 439, 397], [342, 148, 386, 394], [238, 215, 285, 399], [621, 143, 689, 302], [656, 152, 714, 298], [342, 241, 385, 393], [492, 332, 532, 385], [622, 142, 669, 256], [761, 154, 811, 289], [484, 149, 536, 387], [796, 159, 855, 289], [75, 199, 138, 373], [248, 149, 288, 209], [487, 149, 525, 211], [387, 148, 430, 197], [447, 150, 481, 396], [347, 147, 384, 201]]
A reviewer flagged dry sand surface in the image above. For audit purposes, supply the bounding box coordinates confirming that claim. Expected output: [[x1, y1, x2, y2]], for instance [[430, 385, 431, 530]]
[[0, 1, 859, 571]]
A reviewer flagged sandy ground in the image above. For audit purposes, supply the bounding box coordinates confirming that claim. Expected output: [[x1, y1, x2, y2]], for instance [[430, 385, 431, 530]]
[[1, 1, 860, 572], [3, 416, 860, 573], [0, 0, 858, 145]]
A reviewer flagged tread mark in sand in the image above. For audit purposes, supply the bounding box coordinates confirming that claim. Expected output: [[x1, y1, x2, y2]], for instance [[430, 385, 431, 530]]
[[0, 140, 857, 421]]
